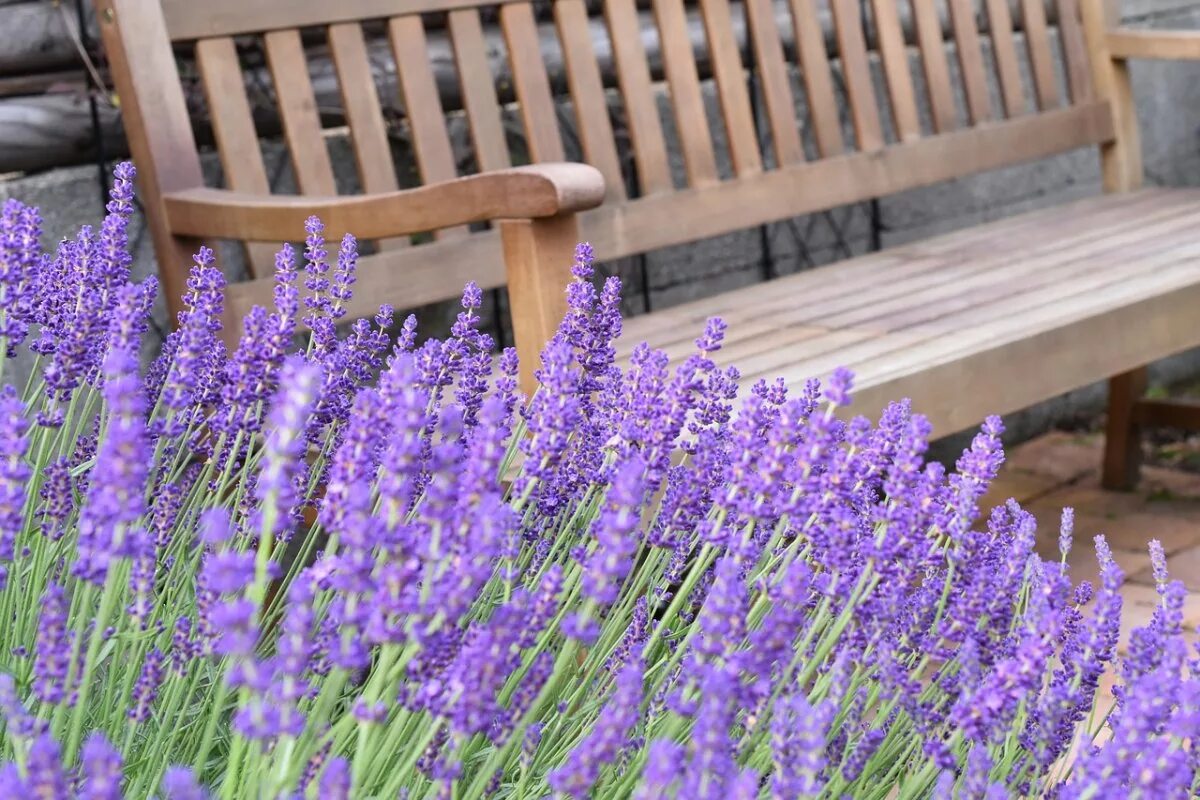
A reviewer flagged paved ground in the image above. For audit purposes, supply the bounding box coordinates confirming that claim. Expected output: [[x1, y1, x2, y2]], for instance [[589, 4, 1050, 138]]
[[982, 429, 1200, 710]]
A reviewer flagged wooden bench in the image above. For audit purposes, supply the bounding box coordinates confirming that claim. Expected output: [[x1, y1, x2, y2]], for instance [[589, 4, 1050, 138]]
[[99, 0, 1200, 489]]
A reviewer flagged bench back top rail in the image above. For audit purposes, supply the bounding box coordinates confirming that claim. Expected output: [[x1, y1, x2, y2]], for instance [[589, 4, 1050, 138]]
[[107, 0, 1117, 323]]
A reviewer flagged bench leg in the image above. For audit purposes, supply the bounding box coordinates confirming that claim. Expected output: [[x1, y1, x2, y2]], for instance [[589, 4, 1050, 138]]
[[499, 214, 579, 397], [1101, 367, 1148, 491]]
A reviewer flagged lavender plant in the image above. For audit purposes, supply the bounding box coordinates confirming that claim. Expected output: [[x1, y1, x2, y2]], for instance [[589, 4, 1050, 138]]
[[0, 163, 1195, 799]]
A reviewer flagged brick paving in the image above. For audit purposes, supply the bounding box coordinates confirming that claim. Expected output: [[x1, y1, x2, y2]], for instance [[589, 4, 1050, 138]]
[[984, 429, 1200, 709]]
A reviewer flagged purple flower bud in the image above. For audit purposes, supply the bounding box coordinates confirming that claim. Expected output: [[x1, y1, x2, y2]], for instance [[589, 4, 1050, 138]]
[[79, 732, 123, 800]]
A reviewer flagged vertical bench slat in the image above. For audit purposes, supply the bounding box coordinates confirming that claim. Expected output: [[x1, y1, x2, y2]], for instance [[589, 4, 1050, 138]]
[[700, 0, 763, 176], [447, 9, 511, 173], [789, 0, 844, 156], [870, 0, 921, 142], [745, 0, 803, 165], [328, 22, 407, 250], [830, 0, 883, 152], [1057, 0, 1093, 102], [500, 2, 568, 162], [911, 0, 958, 133], [328, 23, 399, 195], [948, 0, 992, 123], [604, 0, 674, 193], [555, 0, 628, 200], [653, 0, 720, 185], [1021, 0, 1060, 109], [264, 29, 338, 195], [389, 15, 466, 239], [985, 0, 1028, 117], [195, 36, 276, 275]]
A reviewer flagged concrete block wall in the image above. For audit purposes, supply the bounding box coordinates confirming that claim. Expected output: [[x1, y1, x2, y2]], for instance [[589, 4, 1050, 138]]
[[4, 0, 1200, 454]]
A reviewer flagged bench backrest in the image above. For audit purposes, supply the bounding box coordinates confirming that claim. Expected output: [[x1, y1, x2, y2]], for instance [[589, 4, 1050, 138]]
[[102, 0, 1118, 328]]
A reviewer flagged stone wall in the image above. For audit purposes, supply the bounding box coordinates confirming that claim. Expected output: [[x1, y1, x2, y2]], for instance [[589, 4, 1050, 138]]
[[4, 0, 1200, 452]]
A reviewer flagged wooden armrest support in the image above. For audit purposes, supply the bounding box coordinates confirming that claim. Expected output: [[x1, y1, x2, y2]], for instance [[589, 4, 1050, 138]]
[[162, 163, 605, 241], [1107, 28, 1200, 60]]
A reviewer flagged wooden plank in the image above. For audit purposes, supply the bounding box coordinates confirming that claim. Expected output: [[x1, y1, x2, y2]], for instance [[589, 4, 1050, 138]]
[[830, 0, 883, 151], [389, 16, 458, 185], [617, 190, 1182, 355], [194, 36, 277, 275], [1107, 28, 1200, 60], [789, 0, 844, 156], [500, 3, 567, 163], [870, 0, 921, 142], [555, 0, 627, 200], [225, 232, 506, 335], [1081, 0, 1142, 191], [580, 102, 1115, 262], [1057, 0, 1093, 102], [846, 252, 1200, 436], [328, 23, 399, 195], [328, 22, 407, 250], [744, 0, 803, 165], [985, 0, 1028, 117], [604, 0, 674, 193], [447, 9, 511, 173], [165, 163, 606, 241], [699, 0, 763, 176], [163, 0, 525, 41], [626, 193, 1198, 364], [98, 0, 206, 323], [619, 190, 1171, 350], [263, 29, 338, 195], [744, 232, 1200, 406], [653, 0, 719, 185], [1132, 396, 1200, 430], [1021, 0, 1061, 110], [948, 0, 992, 124], [912, 0, 959, 133]]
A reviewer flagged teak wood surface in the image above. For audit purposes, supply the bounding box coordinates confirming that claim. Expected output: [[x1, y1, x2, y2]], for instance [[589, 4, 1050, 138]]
[[98, 0, 1200, 488]]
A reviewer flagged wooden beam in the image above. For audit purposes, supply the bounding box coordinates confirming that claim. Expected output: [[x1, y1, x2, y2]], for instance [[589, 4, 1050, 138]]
[[583, 102, 1115, 261], [163, 163, 605, 241], [1107, 28, 1200, 60], [1133, 397, 1200, 429]]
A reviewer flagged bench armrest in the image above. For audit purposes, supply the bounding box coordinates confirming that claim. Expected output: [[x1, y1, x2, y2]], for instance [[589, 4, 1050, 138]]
[[1107, 28, 1200, 60], [161, 163, 605, 241]]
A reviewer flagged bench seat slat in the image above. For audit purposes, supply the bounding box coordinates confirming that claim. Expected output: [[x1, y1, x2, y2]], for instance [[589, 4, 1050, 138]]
[[617, 189, 1187, 357], [615, 188, 1200, 438]]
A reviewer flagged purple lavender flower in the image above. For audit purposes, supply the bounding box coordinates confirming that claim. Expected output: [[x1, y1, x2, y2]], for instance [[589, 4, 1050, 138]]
[[26, 733, 69, 797], [32, 583, 69, 704], [129, 647, 166, 722], [581, 455, 647, 606], [548, 658, 644, 798], [771, 693, 833, 796], [319, 757, 350, 800], [161, 766, 207, 800], [0, 385, 29, 564], [75, 344, 150, 583], [0, 673, 41, 737], [255, 356, 322, 538], [79, 732, 124, 800]]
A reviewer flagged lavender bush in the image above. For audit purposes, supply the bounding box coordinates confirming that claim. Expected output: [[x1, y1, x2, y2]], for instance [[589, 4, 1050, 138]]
[[0, 163, 1194, 799]]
